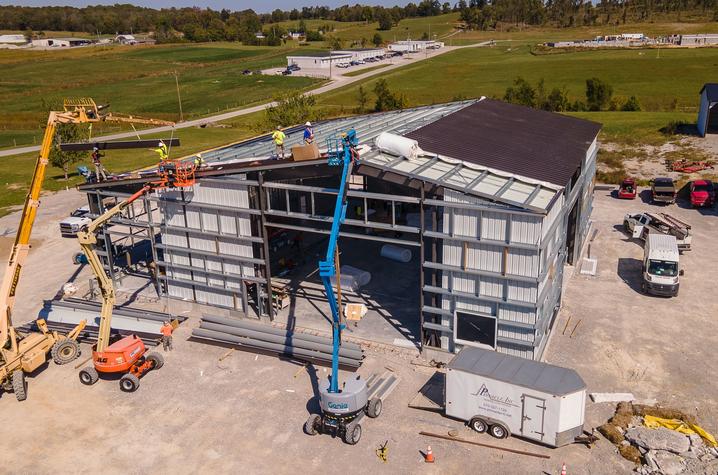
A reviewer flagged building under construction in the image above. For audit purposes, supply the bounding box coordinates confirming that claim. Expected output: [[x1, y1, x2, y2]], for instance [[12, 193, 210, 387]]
[[78, 98, 600, 361]]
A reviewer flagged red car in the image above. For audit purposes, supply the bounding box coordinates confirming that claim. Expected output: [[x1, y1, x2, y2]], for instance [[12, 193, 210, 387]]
[[690, 180, 715, 207], [617, 178, 637, 199]]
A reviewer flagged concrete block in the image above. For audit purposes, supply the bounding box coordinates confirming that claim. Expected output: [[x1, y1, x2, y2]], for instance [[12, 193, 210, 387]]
[[590, 392, 636, 403], [625, 427, 690, 454]]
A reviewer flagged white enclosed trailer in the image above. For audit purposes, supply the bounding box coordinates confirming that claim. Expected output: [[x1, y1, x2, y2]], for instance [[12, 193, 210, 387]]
[[445, 347, 587, 447]]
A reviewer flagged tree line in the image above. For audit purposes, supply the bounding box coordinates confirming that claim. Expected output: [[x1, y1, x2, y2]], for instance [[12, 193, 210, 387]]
[[458, 0, 717, 31], [0, 2, 451, 43]]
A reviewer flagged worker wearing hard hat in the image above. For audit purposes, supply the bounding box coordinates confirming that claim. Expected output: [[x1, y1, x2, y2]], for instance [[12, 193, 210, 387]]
[[272, 126, 286, 159], [303, 121, 314, 145], [154, 140, 169, 162], [91, 145, 108, 182]]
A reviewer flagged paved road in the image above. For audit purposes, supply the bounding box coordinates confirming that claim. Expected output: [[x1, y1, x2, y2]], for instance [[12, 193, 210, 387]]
[[0, 41, 489, 158]]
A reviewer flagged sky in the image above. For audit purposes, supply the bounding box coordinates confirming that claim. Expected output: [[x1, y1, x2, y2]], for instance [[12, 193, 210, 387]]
[[14, 1, 403, 13]]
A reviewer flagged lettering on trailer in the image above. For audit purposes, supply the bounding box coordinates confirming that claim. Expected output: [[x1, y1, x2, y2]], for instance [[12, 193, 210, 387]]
[[130, 347, 141, 358], [471, 383, 520, 419], [9, 264, 22, 297], [328, 402, 349, 410]]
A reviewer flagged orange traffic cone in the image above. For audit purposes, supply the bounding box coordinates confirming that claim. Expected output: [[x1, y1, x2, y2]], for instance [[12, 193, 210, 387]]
[[425, 445, 435, 463], [560, 462, 567, 475]]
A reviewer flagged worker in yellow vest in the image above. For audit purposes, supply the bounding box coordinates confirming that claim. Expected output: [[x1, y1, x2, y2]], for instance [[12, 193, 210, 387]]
[[154, 140, 169, 162], [272, 126, 286, 159]]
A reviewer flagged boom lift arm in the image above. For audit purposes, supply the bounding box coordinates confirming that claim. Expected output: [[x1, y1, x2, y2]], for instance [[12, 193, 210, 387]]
[[76, 185, 152, 352], [319, 129, 357, 393]]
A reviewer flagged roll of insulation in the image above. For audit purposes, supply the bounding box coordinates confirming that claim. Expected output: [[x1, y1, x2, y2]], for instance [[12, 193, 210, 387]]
[[380, 244, 412, 263], [340, 265, 372, 286], [374, 132, 423, 161]]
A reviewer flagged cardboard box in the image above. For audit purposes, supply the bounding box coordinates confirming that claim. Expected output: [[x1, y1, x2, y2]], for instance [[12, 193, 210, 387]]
[[291, 142, 320, 161]]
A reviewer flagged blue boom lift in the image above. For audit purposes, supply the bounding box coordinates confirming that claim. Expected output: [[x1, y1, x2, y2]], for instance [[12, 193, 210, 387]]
[[303, 129, 384, 445]]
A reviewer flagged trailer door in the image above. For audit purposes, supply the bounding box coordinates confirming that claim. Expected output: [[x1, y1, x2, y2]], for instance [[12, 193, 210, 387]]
[[521, 394, 546, 441]]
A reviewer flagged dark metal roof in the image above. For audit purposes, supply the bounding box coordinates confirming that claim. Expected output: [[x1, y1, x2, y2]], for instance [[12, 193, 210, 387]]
[[405, 99, 601, 186], [448, 346, 586, 396], [700, 83, 718, 102]]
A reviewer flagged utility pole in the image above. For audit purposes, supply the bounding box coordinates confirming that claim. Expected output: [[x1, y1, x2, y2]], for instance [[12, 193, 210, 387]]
[[174, 71, 183, 122]]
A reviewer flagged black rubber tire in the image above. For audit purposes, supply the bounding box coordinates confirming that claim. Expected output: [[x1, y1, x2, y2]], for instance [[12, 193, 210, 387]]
[[146, 352, 164, 370], [489, 423, 509, 439], [120, 373, 140, 393], [79, 366, 99, 386], [343, 423, 362, 445], [623, 221, 630, 233], [51, 338, 80, 365], [470, 418, 488, 433], [366, 398, 382, 418], [12, 370, 26, 402], [304, 414, 321, 436]]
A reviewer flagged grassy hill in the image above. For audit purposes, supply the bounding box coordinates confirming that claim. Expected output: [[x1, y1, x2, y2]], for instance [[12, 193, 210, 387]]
[[0, 43, 323, 149]]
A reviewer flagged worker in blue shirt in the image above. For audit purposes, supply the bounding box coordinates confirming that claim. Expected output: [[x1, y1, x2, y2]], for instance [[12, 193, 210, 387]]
[[303, 121, 314, 145]]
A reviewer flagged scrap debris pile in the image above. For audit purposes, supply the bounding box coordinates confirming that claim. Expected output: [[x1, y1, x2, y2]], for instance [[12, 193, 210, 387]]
[[598, 402, 718, 475]]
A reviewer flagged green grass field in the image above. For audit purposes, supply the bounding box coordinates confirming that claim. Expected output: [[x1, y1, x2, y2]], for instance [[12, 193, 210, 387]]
[[316, 44, 718, 114], [0, 43, 322, 149], [274, 13, 459, 44], [342, 64, 389, 77]]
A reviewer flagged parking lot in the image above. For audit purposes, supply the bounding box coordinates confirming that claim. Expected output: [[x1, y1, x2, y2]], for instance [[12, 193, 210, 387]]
[[1, 188, 716, 474]]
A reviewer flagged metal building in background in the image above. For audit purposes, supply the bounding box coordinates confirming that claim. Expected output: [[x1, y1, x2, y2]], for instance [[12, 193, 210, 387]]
[[77, 98, 600, 361]]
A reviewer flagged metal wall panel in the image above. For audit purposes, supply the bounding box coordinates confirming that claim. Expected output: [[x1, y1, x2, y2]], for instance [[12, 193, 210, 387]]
[[480, 211, 507, 241], [498, 326, 535, 343], [498, 304, 536, 325], [507, 281, 537, 303], [510, 214, 542, 245], [506, 248, 540, 278]]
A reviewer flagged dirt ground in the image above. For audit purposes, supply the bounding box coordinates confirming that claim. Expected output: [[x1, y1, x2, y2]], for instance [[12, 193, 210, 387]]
[[0, 188, 716, 474]]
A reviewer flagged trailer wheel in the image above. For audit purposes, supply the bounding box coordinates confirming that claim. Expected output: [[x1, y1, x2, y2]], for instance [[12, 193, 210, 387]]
[[489, 423, 509, 439], [623, 221, 630, 233], [470, 418, 487, 433], [304, 414, 322, 436], [343, 423, 362, 445], [146, 352, 164, 370], [120, 373, 140, 392], [12, 370, 26, 401], [51, 338, 80, 365], [79, 366, 99, 385], [366, 398, 382, 418]]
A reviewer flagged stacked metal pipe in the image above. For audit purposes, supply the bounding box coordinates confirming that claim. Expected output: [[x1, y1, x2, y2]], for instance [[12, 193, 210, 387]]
[[192, 315, 364, 368]]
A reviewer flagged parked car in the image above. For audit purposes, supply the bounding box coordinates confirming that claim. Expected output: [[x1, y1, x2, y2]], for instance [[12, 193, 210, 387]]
[[617, 177, 637, 199], [336, 62, 350, 68], [60, 205, 92, 236], [650, 177, 676, 204], [288, 64, 301, 71], [281, 69, 292, 75], [349, 60, 360, 66], [365, 57, 376, 63], [242, 69, 252, 75], [689, 179, 715, 207]]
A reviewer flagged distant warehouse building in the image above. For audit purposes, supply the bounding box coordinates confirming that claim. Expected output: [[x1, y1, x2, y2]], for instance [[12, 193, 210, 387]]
[[286, 51, 351, 69], [332, 48, 385, 61], [77, 98, 600, 361], [697, 83, 718, 137], [31, 37, 92, 48], [389, 40, 444, 52], [0, 34, 27, 45], [679, 34, 718, 46]]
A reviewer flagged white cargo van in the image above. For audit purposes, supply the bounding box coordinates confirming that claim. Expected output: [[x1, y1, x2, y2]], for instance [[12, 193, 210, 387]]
[[444, 347, 587, 447], [642, 234, 682, 297]]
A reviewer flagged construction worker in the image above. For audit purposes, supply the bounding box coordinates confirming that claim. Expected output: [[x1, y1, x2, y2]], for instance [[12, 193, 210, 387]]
[[193, 153, 205, 168], [91, 146, 108, 182], [272, 126, 286, 159], [154, 140, 169, 162], [160, 321, 173, 351], [303, 121, 314, 145]]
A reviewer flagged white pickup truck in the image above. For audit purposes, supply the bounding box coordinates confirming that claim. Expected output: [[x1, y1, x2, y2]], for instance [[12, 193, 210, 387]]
[[59, 205, 92, 237], [623, 212, 691, 251]]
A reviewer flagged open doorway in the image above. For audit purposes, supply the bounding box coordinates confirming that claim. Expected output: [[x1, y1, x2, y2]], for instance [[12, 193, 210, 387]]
[[262, 171, 424, 349]]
